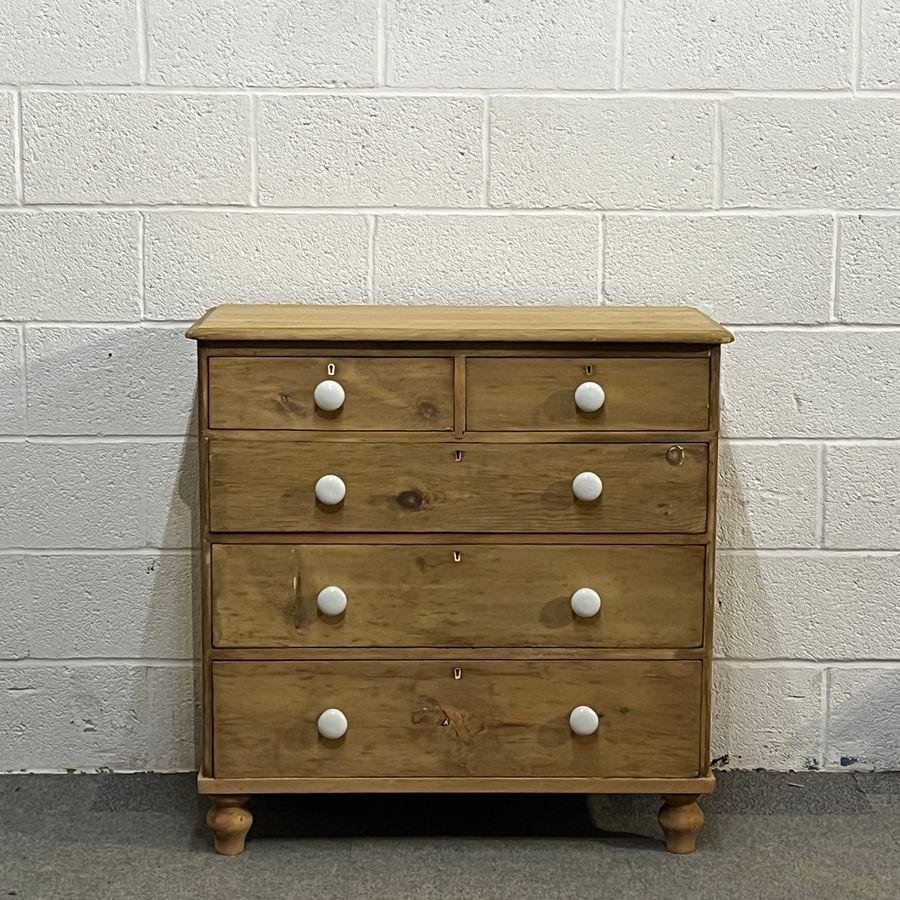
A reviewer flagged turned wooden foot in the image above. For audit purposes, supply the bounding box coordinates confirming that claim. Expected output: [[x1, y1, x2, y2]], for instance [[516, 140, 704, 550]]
[[207, 795, 253, 855], [658, 794, 704, 854]]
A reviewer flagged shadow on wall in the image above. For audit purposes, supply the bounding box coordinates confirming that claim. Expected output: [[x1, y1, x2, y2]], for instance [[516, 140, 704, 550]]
[[711, 438, 781, 772], [138, 392, 202, 772]]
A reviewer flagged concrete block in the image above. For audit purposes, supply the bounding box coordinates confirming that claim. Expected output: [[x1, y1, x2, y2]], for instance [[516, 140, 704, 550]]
[[824, 446, 900, 549], [0, 212, 139, 321], [148, 0, 375, 86], [22, 92, 249, 204], [374, 215, 597, 305], [387, 0, 617, 88], [491, 98, 714, 209], [26, 326, 195, 436], [712, 663, 824, 771], [718, 442, 819, 549], [144, 213, 369, 320], [257, 96, 483, 207], [604, 215, 831, 324]]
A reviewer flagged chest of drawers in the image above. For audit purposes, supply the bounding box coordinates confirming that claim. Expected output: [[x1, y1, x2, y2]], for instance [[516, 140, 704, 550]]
[[187, 304, 733, 855]]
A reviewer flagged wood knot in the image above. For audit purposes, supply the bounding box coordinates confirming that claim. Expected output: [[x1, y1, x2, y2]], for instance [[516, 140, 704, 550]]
[[397, 489, 426, 510], [277, 392, 300, 413], [416, 400, 440, 420]]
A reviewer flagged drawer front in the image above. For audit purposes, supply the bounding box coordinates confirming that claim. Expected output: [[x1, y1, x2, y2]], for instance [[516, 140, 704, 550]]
[[212, 660, 702, 778], [208, 356, 455, 431], [467, 357, 710, 431], [212, 543, 705, 649], [208, 441, 708, 534]]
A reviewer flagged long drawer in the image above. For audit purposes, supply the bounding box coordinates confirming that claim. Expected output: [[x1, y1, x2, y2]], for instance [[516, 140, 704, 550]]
[[211, 543, 706, 648], [208, 441, 708, 533], [212, 660, 702, 779]]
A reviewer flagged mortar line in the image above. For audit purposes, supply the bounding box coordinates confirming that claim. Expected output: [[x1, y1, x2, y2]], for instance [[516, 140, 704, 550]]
[[851, 0, 863, 92], [136, 0, 150, 83], [712, 101, 724, 207], [0, 435, 197, 443], [725, 436, 900, 444], [137, 212, 146, 319], [714, 659, 900, 668], [597, 215, 607, 304], [0, 657, 196, 668], [376, 0, 388, 85], [20, 321, 29, 432], [366, 214, 377, 302], [12, 88, 23, 203], [830, 214, 842, 321], [0, 548, 193, 556], [480, 96, 491, 207], [16, 204, 900, 217], [9, 83, 890, 99], [815, 443, 826, 547], [0, 320, 193, 328], [248, 93, 259, 205], [821, 667, 832, 767], [16, 323, 26, 427], [613, 0, 627, 90], [719, 548, 900, 558]]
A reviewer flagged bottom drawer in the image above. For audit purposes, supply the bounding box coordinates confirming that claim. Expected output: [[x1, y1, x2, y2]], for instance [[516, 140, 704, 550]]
[[212, 660, 702, 779]]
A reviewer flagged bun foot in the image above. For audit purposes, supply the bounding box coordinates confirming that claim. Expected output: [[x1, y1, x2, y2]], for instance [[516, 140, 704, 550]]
[[207, 795, 253, 855], [658, 794, 704, 854]]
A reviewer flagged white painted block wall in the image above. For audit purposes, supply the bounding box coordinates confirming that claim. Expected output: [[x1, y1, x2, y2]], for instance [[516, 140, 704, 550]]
[[1, 0, 898, 774]]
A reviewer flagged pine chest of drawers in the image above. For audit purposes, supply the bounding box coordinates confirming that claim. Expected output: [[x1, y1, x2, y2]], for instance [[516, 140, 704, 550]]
[[187, 304, 733, 855]]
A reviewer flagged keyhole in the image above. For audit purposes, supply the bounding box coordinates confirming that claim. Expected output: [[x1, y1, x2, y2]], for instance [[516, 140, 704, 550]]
[[327, 363, 336, 376], [454, 450, 463, 462], [453, 668, 462, 680], [453, 551, 461, 562], [584, 363, 593, 375]]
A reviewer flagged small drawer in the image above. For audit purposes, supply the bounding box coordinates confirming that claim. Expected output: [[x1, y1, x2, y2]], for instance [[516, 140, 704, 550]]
[[212, 660, 702, 778], [466, 357, 710, 431], [207, 356, 455, 431], [211, 543, 705, 649], [208, 440, 709, 534]]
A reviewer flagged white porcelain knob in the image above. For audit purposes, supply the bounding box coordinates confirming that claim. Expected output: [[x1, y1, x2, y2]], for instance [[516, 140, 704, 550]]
[[314, 379, 345, 411], [572, 471, 603, 502], [575, 381, 605, 413], [317, 585, 347, 616], [569, 705, 600, 736], [315, 474, 346, 505], [317, 708, 348, 740], [570, 587, 602, 618]]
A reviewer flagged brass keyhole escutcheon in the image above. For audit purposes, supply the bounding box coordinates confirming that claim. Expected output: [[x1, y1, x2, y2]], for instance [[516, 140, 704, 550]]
[[666, 445, 686, 466]]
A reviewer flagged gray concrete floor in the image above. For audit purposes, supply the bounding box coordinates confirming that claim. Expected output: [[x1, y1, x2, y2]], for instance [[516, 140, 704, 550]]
[[1, 772, 899, 899]]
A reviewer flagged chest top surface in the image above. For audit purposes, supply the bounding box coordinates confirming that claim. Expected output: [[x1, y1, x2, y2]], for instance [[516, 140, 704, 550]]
[[186, 304, 734, 344]]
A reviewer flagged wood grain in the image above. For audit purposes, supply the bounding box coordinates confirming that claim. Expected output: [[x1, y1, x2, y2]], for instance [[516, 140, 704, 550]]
[[187, 305, 734, 344], [212, 660, 702, 779], [467, 357, 710, 431], [208, 441, 709, 534], [208, 356, 454, 431], [211, 543, 705, 649]]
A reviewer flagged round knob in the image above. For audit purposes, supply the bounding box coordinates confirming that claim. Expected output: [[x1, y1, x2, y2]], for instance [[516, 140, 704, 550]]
[[572, 471, 603, 502], [317, 708, 348, 740], [569, 705, 600, 736], [315, 474, 346, 505], [317, 585, 347, 616], [575, 381, 605, 413], [570, 587, 602, 618], [314, 379, 345, 411]]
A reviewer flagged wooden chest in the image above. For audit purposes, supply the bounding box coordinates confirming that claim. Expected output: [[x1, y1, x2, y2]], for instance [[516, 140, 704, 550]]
[[187, 304, 733, 855]]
